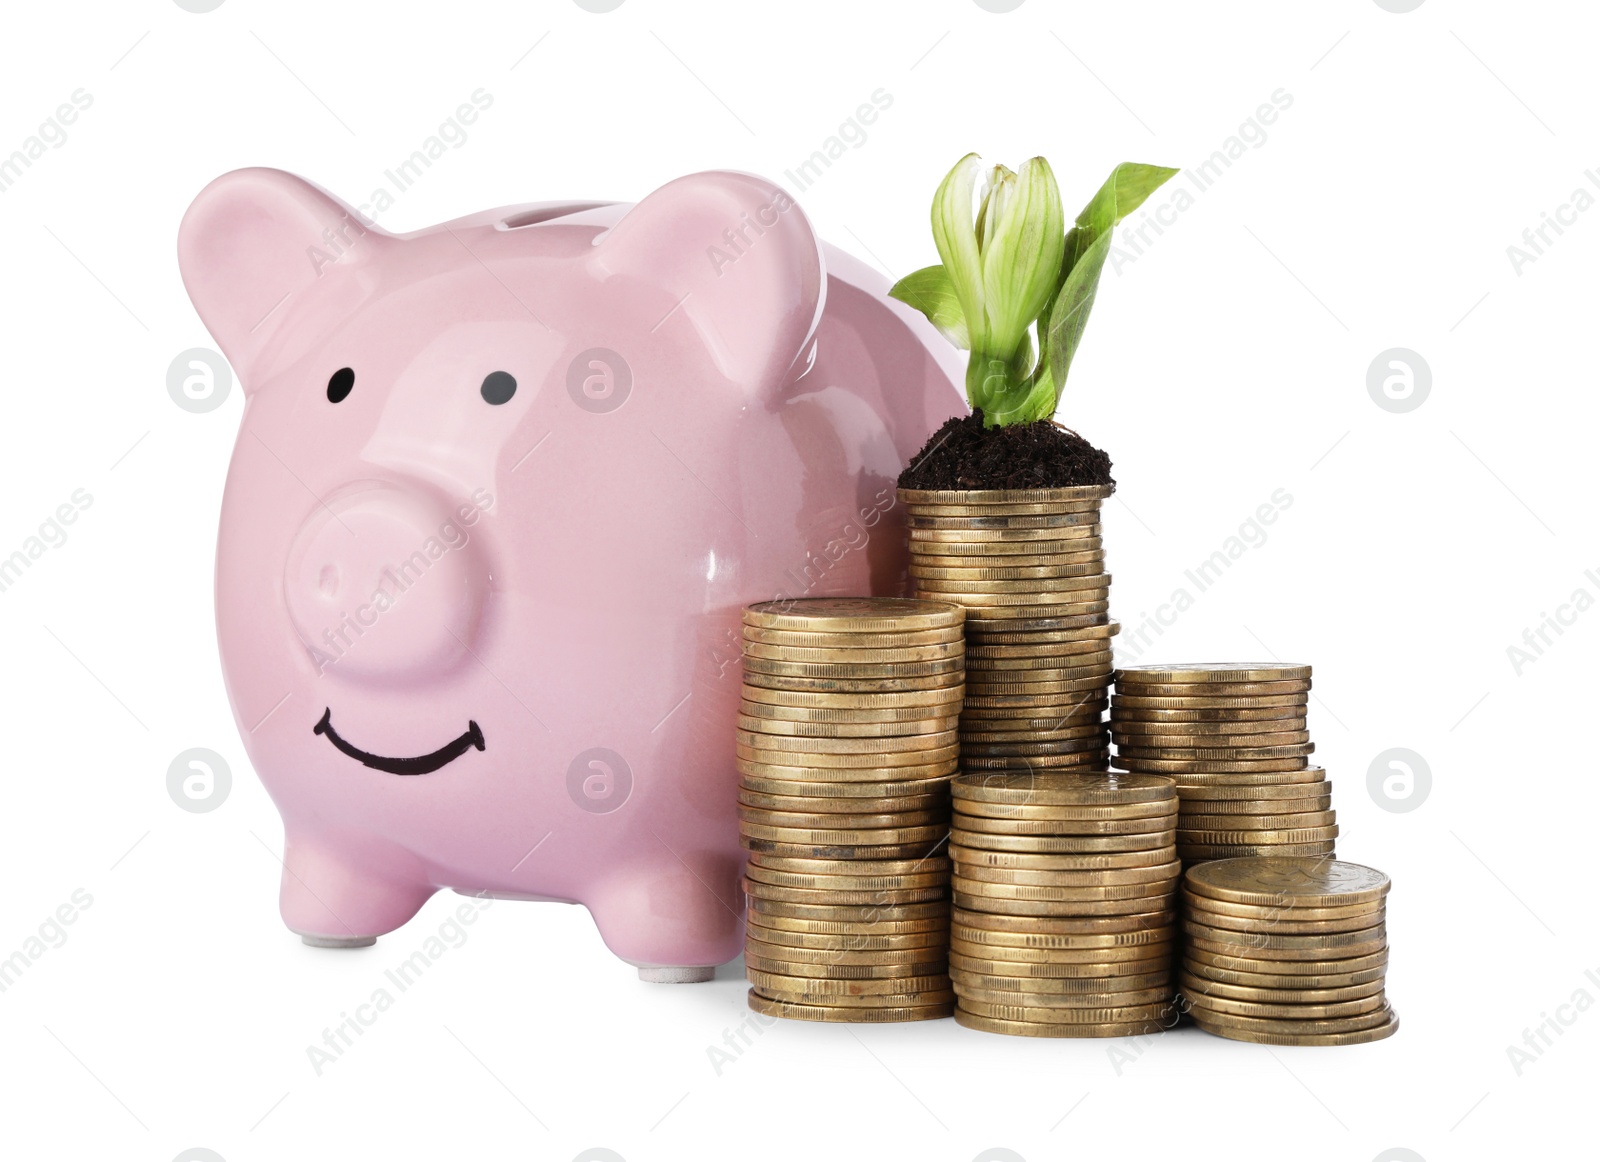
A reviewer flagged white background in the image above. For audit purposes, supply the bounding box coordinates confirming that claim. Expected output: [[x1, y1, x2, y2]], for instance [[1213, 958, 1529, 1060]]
[[1, 1, 1594, 1160]]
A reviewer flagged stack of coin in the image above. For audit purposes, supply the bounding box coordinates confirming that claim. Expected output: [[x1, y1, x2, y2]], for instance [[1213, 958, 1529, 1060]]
[[1179, 857, 1398, 1045], [1109, 664, 1336, 864], [739, 597, 965, 1022], [947, 771, 1183, 1037], [899, 486, 1116, 774]]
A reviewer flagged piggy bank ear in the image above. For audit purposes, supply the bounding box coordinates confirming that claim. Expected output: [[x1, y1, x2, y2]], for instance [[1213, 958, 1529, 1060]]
[[178, 168, 388, 380], [592, 171, 824, 390]]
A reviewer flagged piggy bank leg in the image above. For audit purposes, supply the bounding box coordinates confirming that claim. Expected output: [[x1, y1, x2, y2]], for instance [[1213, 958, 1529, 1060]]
[[584, 853, 745, 983], [279, 829, 434, 947]]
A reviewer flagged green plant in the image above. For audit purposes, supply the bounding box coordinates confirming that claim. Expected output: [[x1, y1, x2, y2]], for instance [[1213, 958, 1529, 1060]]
[[890, 154, 1177, 427]]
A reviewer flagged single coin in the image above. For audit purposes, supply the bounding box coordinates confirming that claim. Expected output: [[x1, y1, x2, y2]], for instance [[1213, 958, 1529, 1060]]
[[949, 937, 1173, 965], [951, 845, 1177, 872], [1182, 905, 1384, 936], [904, 499, 1103, 517], [741, 684, 964, 710], [741, 700, 961, 725], [737, 728, 959, 755], [745, 925, 949, 954], [911, 536, 1106, 558], [736, 760, 960, 785], [751, 986, 957, 1008], [1111, 680, 1311, 697], [953, 923, 1174, 951], [745, 969, 953, 997], [1110, 705, 1308, 723], [1112, 693, 1307, 710], [907, 510, 1103, 530], [908, 524, 1103, 544], [743, 642, 966, 664], [948, 967, 1170, 995], [917, 562, 1108, 582], [1183, 932, 1387, 963], [749, 913, 949, 936], [954, 799, 1173, 823], [1183, 948, 1389, 982], [1185, 988, 1387, 1020], [951, 829, 1174, 854], [1179, 779, 1331, 801], [954, 907, 1173, 935], [962, 676, 1112, 698], [1110, 719, 1308, 737], [914, 553, 1106, 572], [739, 790, 948, 815], [1115, 742, 1315, 760], [954, 771, 1174, 806], [739, 774, 954, 799], [897, 485, 1113, 505], [952, 874, 1178, 902], [1191, 1008, 1399, 1046], [969, 622, 1119, 644], [916, 574, 1110, 596], [959, 738, 1111, 759], [1177, 971, 1384, 1005], [1180, 811, 1337, 832], [968, 639, 1113, 658], [954, 1011, 1173, 1038], [740, 821, 949, 846], [953, 892, 1179, 917], [953, 981, 1173, 1007], [955, 599, 1111, 618], [967, 650, 1114, 671], [743, 881, 948, 907], [743, 671, 966, 694], [742, 838, 953, 860], [1185, 857, 1391, 908], [737, 715, 961, 739], [1180, 965, 1386, 994], [1180, 797, 1332, 818], [1179, 825, 1340, 844], [1188, 1004, 1394, 1037], [1161, 766, 1327, 787], [742, 655, 965, 679], [959, 723, 1109, 745], [743, 954, 949, 981], [1115, 664, 1312, 684], [740, 804, 947, 829], [953, 813, 1176, 838], [957, 708, 1106, 727], [955, 860, 1181, 887], [749, 853, 950, 876], [1181, 893, 1377, 923], [744, 597, 964, 632], [1177, 843, 1338, 861], [745, 991, 954, 1022], [957, 998, 1178, 1027], [1111, 757, 1311, 774], [960, 753, 1111, 773], [736, 749, 959, 773], [742, 626, 964, 648], [747, 897, 950, 922], [744, 938, 949, 968]]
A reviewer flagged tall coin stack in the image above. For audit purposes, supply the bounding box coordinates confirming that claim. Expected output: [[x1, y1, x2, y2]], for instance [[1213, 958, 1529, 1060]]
[[739, 597, 965, 1022], [947, 771, 1183, 1037], [1108, 664, 1336, 864], [1179, 857, 1398, 1045], [899, 486, 1116, 774]]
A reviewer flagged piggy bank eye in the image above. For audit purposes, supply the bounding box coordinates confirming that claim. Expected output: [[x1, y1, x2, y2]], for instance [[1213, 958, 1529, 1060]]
[[480, 371, 517, 405], [327, 367, 355, 403]]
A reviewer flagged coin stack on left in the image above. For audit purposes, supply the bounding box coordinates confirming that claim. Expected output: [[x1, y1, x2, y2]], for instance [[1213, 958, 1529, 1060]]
[[739, 597, 967, 1022]]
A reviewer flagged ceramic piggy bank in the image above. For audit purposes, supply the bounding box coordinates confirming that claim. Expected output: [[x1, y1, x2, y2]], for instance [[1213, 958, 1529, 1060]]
[[178, 167, 962, 980]]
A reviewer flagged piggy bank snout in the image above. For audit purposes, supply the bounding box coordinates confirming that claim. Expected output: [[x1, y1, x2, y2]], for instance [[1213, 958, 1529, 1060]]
[[283, 485, 488, 682]]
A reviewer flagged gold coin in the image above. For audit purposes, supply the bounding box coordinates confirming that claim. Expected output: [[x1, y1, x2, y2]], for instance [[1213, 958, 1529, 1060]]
[[959, 738, 1110, 759], [958, 709, 1106, 727], [743, 671, 966, 694], [736, 744, 960, 769], [1189, 1004, 1395, 1037], [740, 804, 947, 829], [740, 792, 947, 818], [953, 907, 1173, 935], [953, 923, 1174, 950], [954, 979, 1172, 1004], [904, 499, 1104, 516], [950, 845, 1177, 872], [1183, 906, 1385, 936], [749, 913, 949, 936], [1110, 719, 1308, 737], [1111, 757, 1311, 774], [1161, 766, 1326, 787], [737, 715, 961, 739], [1180, 779, 1331, 801], [967, 639, 1112, 658], [897, 485, 1113, 505], [745, 969, 952, 997], [954, 1011, 1173, 1038], [745, 991, 954, 1023], [737, 728, 960, 755], [1116, 742, 1314, 760], [1180, 811, 1337, 832], [948, 967, 1170, 994], [1185, 856, 1390, 908], [1115, 664, 1312, 684], [952, 878, 1177, 905], [908, 511, 1103, 530], [953, 772, 1171, 806], [1177, 825, 1339, 845], [743, 881, 947, 908], [739, 774, 954, 799], [1181, 892, 1376, 923], [916, 573, 1110, 595], [958, 998, 1176, 1024], [1177, 842, 1337, 861], [952, 892, 1178, 917], [750, 985, 956, 1008], [968, 669, 1114, 691], [747, 897, 950, 922], [1112, 692, 1307, 710], [1185, 988, 1388, 1021], [960, 753, 1111, 772], [737, 759, 959, 783], [1182, 797, 1332, 819], [911, 536, 1105, 558], [746, 925, 950, 952], [908, 524, 1103, 543], [914, 554, 1107, 574], [741, 700, 961, 725], [959, 723, 1108, 744], [951, 828, 1174, 854], [967, 650, 1114, 671], [1191, 1008, 1399, 1046], [916, 562, 1108, 582], [955, 860, 1181, 888], [743, 953, 948, 981], [962, 676, 1111, 698], [1183, 927, 1386, 960], [954, 799, 1172, 823], [741, 821, 948, 845], [749, 853, 950, 876], [1177, 971, 1384, 1004], [743, 642, 966, 663], [949, 936, 1172, 964], [1110, 704, 1308, 723], [952, 813, 1176, 836], [746, 864, 949, 892], [1112, 680, 1312, 697], [744, 597, 964, 632], [742, 626, 964, 648], [743, 838, 952, 860], [956, 599, 1111, 618], [744, 938, 948, 967], [742, 655, 965, 679], [741, 685, 964, 710], [1182, 952, 1388, 988]]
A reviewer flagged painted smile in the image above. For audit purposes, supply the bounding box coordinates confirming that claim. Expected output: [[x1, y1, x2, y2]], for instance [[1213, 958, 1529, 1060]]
[[313, 708, 485, 775]]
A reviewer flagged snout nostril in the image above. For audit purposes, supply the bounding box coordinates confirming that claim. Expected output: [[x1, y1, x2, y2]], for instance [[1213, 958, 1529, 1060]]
[[318, 564, 340, 596]]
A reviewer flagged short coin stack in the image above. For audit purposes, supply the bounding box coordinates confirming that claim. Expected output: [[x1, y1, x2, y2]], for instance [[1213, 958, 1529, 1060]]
[[948, 771, 1183, 1037], [1109, 664, 1336, 864], [739, 597, 965, 1022], [1180, 857, 1398, 1045], [899, 486, 1116, 775]]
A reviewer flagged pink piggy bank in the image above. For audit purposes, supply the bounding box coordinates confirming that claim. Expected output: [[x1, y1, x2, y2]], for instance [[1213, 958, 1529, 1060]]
[[178, 167, 961, 980]]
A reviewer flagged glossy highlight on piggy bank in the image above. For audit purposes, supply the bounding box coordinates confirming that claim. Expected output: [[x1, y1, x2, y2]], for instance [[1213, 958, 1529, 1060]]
[[178, 167, 962, 979]]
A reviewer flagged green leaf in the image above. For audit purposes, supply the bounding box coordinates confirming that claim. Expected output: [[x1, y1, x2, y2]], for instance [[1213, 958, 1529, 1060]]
[[888, 264, 970, 349], [931, 153, 988, 352], [979, 156, 1064, 358], [1044, 228, 1115, 394], [1065, 162, 1179, 275], [984, 364, 1058, 427]]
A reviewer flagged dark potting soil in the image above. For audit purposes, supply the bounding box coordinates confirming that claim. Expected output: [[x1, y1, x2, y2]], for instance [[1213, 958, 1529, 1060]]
[[897, 411, 1115, 492]]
